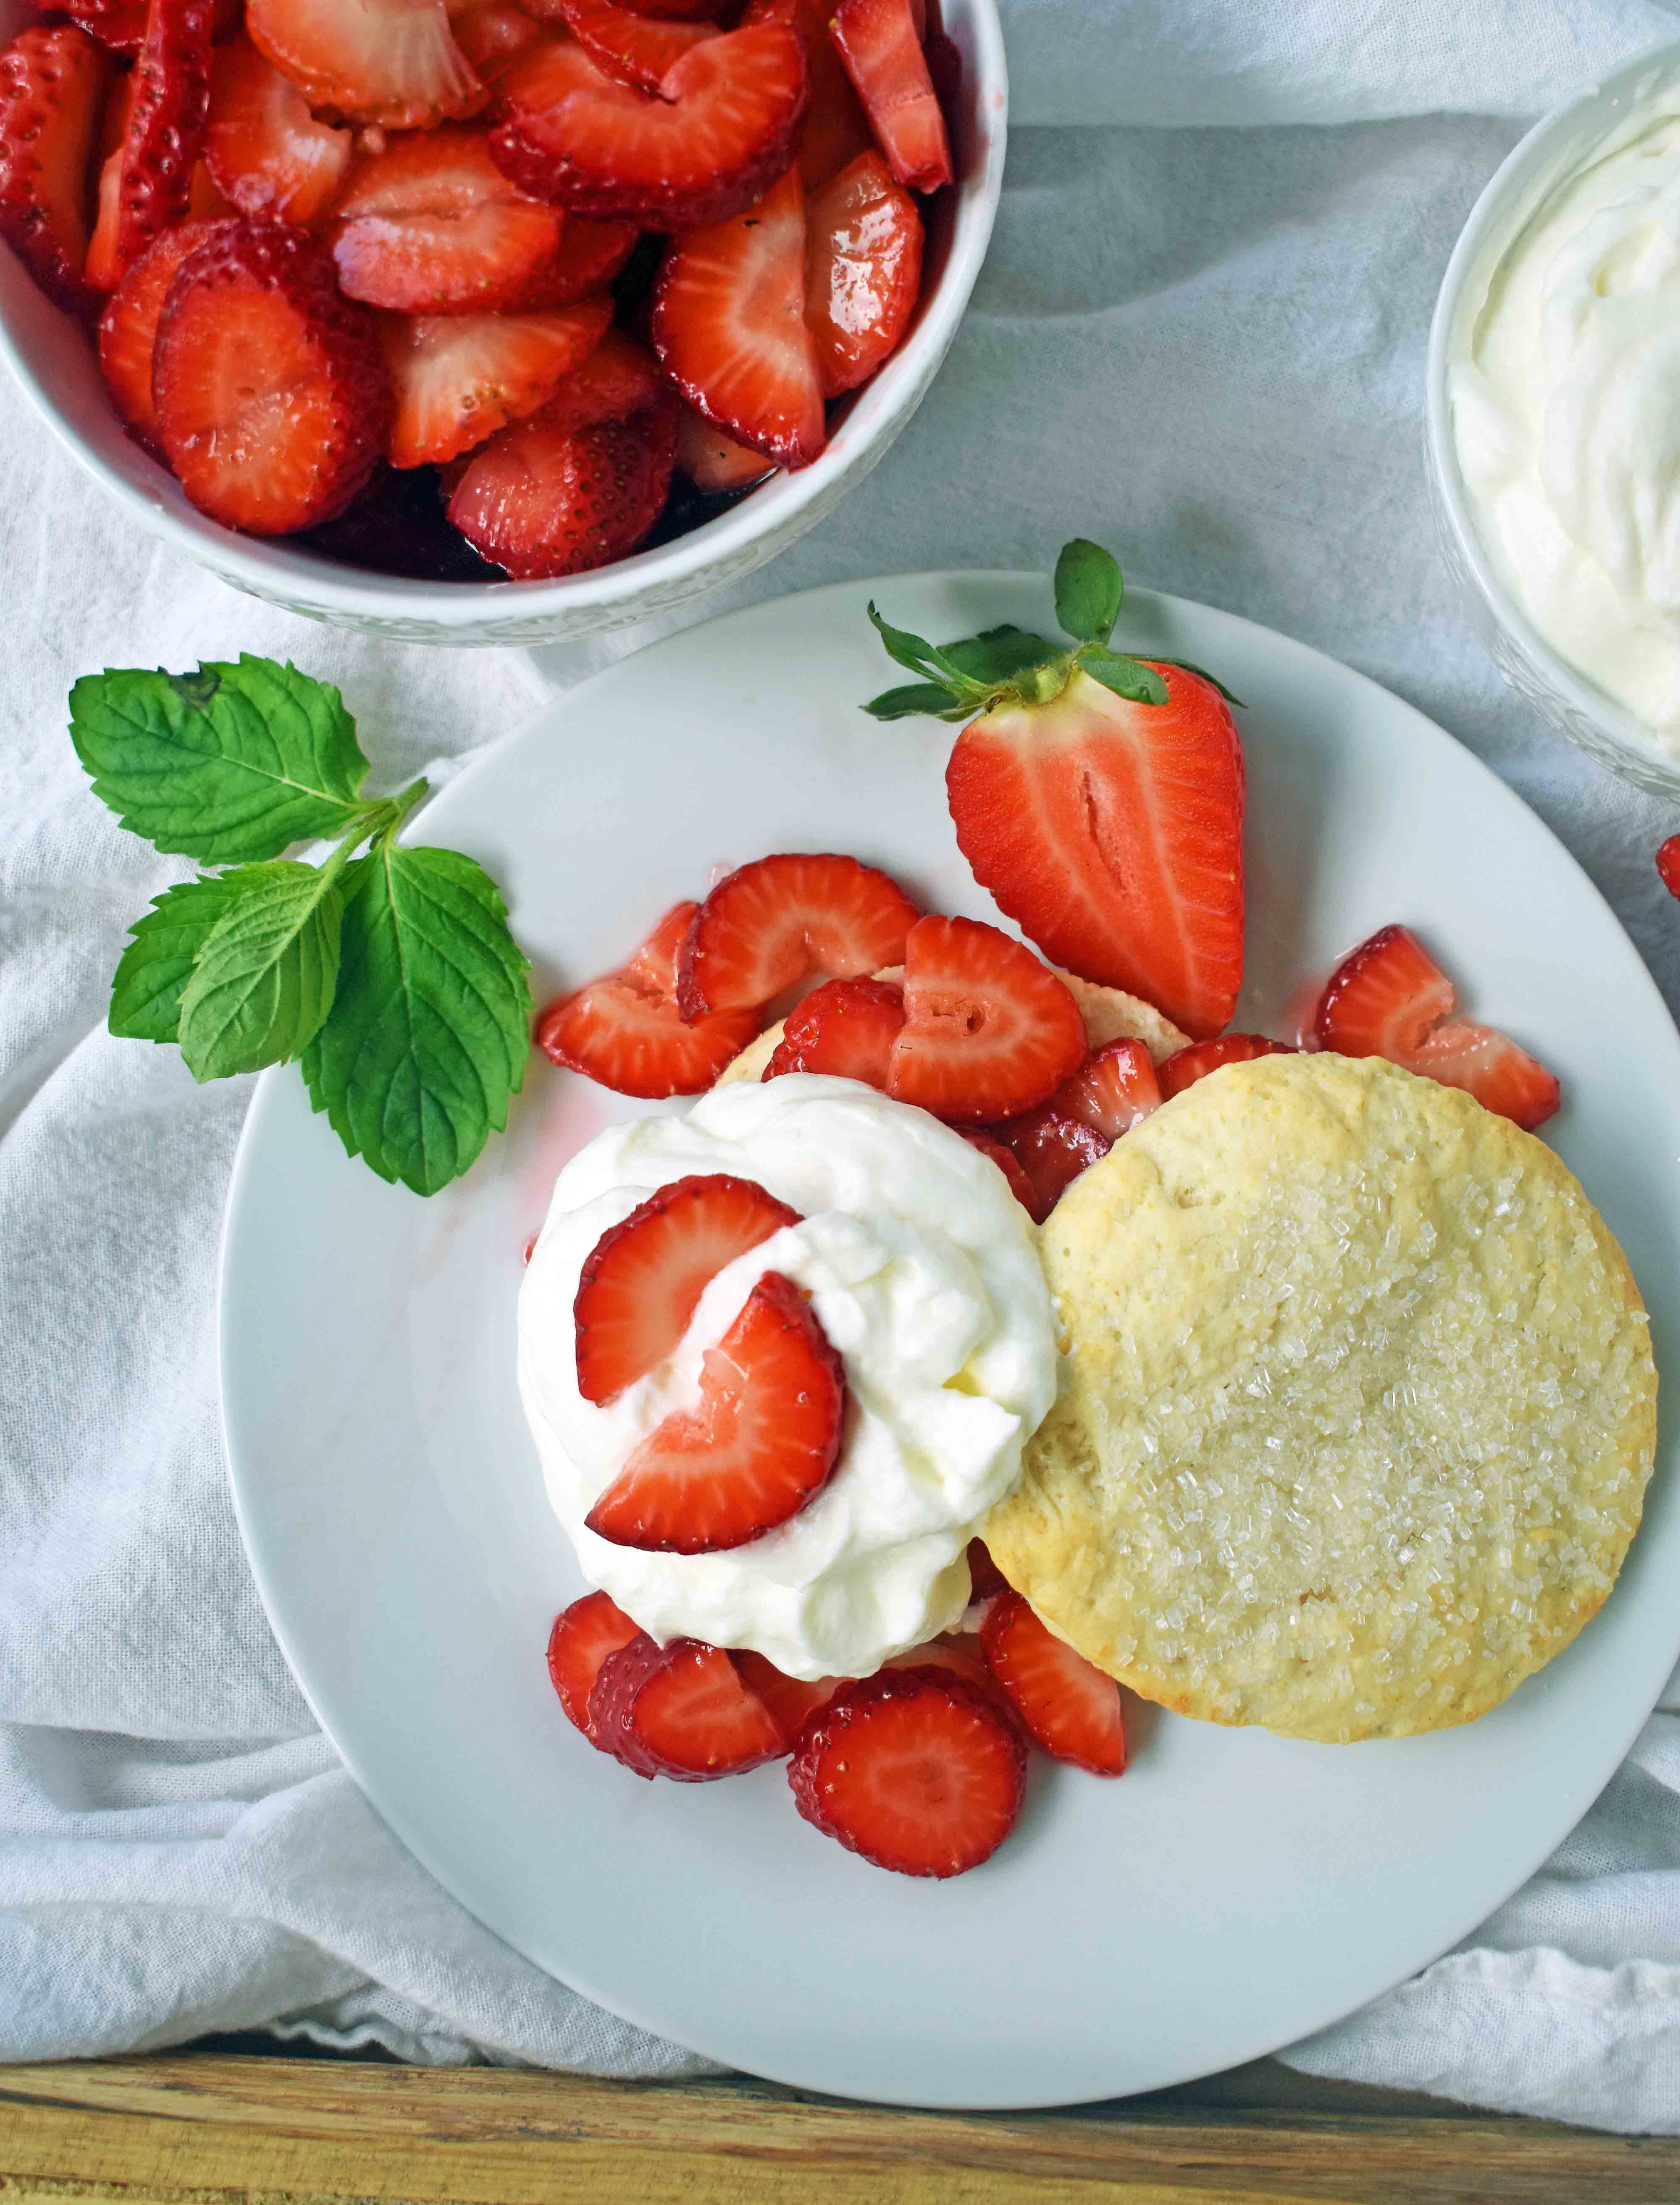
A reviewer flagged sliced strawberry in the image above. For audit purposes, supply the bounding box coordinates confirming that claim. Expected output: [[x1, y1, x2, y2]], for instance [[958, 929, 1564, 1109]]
[[1158, 1032, 1293, 1100], [450, 0, 544, 87], [887, 914, 1085, 1125], [84, 70, 138, 293], [804, 148, 922, 398], [744, 0, 870, 189], [651, 168, 824, 468], [538, 902, 761, 1097], [1315, 924, 1457, 1060], [788, 1664, 1026, 1877], [502, 212, 639, 308], [447, 379, 677, 575], [106, 0, 215, 279], [247, 0, 485, 130], [546, 1587, 642, 1744], [966, 1537, 1007, 1600], [379, 297, 610, 467], [979, 1590, 1125, 1777], [153, 219, 389, 533], [994, 1105, 1107, 1223], [675, 402, 776, 492], [1407, 1021, 1561, 1132], [762, 976, 904, 1087], [329, 126, 563, 312], [489, 26, 806, 233], [58, 3, 150, 61], [97, 214, 229, 444], [203, 33, 354, 230], [729, 1648, 841, 1747], [537, 323, 660, 428], [1661, 836, 1680, 903], [946, 664, 1245, 1042], [830, 0, 951, 193], [591, 1634, 788, 1779], [585, 1270, 846, 1554], [1052, 1037, 1161, 1141], [677, 853, 918, 1018], [574, 1170, 801, 1404], [0, 24, 115, 312], [880, 1633, 1005, 1706], [551, 0, 716, 95], [959, 1129, 1035, 1212]]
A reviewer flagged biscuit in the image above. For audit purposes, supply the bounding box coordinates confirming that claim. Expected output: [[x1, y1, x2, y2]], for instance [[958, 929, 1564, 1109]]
[[985, 1052, 1658, 1742]]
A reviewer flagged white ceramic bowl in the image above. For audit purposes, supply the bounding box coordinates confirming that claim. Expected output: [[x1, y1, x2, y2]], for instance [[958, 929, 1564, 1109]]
[[1425, 37, 1680, 800], [0, 0, 1006, 646]]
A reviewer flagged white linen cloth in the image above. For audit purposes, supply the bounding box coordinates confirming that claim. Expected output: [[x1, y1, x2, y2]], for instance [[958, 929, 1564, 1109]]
[[4, 0, 1680, 2128]]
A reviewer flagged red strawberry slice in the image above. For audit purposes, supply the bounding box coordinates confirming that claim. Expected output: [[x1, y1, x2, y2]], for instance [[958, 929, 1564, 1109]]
[[546, 1587, 642, 1743], [994, 1105, 1107, 1223], [537, 900, 763, 1097], [585, 1270, 846, 1554], [153, 219, 389, 534], [97, 215, 230, 446], [537, 324, 661, 429], [574, 1170, 801, 1404], [1158, 1032, 1293, 1100], [0, 23, 116, 312], [247, 0, 485, 130], [887, 914, 1085, 1124], [804, 148, 923, 398], [762, 976, 905, 1087], [1315, 924, 1457, 1060], [651, 167, 825, 468], [489, 26, 806, 232], [551, 0, 717, 95], [502, 213, 639, 309], [744, 0, 870, 188], [729, 1648, 842, 1747], [675, 402, 776, 491], [1406, 1021, 1561, 1132], [329, 126, 564, 312], [204, 33, 354, 230], [106, 0, 215, 279], [83, 72, 136, 293], [379, 298, 610, 467], [1661, 836, 1680, 902], [830, 0, 952, 193], [788, 1664, 1026, 1877], [966, 1538, 1007, 1600], [959, 1129, 1035, 1212], [677, 853, 919, 1018], [946, 663, 1245, 1042], [447, 379, 678, 577], [979, 1590, 1125, 1777], [451, 1, 545, 87], [57, 3, 149, 60], [591, 1634, 788, 1779], [1052, 1037, 1162, 1141]]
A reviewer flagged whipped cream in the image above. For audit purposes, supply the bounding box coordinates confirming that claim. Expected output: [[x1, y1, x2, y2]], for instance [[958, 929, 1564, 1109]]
[[1449, 67, 1680, 751], [518, 1075, 1058, 1680]]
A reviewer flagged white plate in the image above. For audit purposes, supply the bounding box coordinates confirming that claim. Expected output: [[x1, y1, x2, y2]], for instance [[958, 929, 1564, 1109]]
[[220, 574, 1680, 2110]]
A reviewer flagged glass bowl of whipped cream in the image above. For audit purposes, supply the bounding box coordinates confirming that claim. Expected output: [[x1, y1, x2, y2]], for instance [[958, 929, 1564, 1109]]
[[1427, 38, 1680, 798]]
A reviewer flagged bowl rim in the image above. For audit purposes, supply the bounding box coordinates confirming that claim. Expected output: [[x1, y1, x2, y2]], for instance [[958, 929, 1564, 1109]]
[[1425, 29, 1680, 785], [0, 0, 1008, 630]]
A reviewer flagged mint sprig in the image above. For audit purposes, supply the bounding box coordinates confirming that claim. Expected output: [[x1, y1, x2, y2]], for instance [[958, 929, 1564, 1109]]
[[79, 659, 532, 1197]]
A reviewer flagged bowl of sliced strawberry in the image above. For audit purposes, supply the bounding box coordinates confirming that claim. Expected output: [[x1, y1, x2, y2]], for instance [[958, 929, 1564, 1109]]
[[0, 0, 1003, 642]]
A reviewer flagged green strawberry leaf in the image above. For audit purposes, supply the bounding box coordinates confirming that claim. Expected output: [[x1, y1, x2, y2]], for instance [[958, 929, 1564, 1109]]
[[1053, 539, 1124, 646], [1079, 647, 1169, 706], [862, 682, 976, 722], [939, 625, 1062, 685], [300, 844, 533, 1197], [109, 875, 252, 1044], [1154, 656, 1247, 708], [176, 861, 346, 1082], [70, 657, 371, 863], [865, 605, 985, 701]]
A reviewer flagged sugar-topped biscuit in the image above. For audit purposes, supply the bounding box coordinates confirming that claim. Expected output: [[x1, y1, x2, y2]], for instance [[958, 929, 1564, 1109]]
[[986, 1052, 1657, 1743]]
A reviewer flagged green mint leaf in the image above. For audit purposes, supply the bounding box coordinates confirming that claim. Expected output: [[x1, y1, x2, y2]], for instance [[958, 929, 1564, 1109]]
[[70, 656, 371, 862], [862, 682, 974, 721], [1154, 656, 1247, 708], [1053, 539, 1124, 645], [301, 844, 533, 1197], [1079, 648, 1170, 707], [865, 605, 984, 701], [109, 875, 251, 1043], [939, 625, 1062, 685], [176, 861, 345, 1082]]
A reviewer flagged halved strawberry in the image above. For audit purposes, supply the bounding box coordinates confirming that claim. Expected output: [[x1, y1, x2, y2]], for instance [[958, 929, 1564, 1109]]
[[1407, 1021, 1561, 1132], [489, 26, 806, 232], [966, 1538, 1007, 1600], [979, 1590, 1125, 1777], [546, 1587, 642, 1744], [551, 0, 716, 94], [537, 900, 762, 1097], [450, 0, 544, 87], [247, 0, 485, 130], [762, 975, 904, 1087], [591, 1634, 788, 1779], [830, 0, 952, 193], [652, 168, 825, 468], [106, 0, 215, 279], [788, 1664, 1026, 1877], [502, 213, 639, 309], [887, 914, 1085, 1124], [677, 853, 919, 1018], [379, 297, 610, 467], [1661, 836, 1680, 903], [675, 402, 776, 492], [537, 323, 660, 428], [1052, 1037, 1161, 1141], [330, 126, 563, 312], [744, 0, 870, 189], [1315, 924, 1456, 1060], [574, 1171, 801, 1404], [97, 215, 229, 444], [960, 1129, 1035, 1212], [153, 219, 389, 533], [804, 148, 922, 398], [202, 34, 353, 230], [994, 1105, 1107, 1223], [1158, 1032, 1293, 1099], [0, 23, 115, 312], [585, 1270, 845, 1554], [729, 1648, 841, 1747]]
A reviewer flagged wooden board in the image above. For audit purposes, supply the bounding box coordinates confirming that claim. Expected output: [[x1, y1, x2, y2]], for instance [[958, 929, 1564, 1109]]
[[3, 2058, 1679, 2205]]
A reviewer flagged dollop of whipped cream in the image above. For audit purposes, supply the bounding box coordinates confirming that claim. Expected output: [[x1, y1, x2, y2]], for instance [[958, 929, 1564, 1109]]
[[1449, 76, 1680, 749], [518, 1074, 1058, 1680]]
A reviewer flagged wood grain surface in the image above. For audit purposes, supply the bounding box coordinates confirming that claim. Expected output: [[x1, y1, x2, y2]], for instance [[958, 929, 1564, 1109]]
[[2, 2057, 1677, 2205]]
